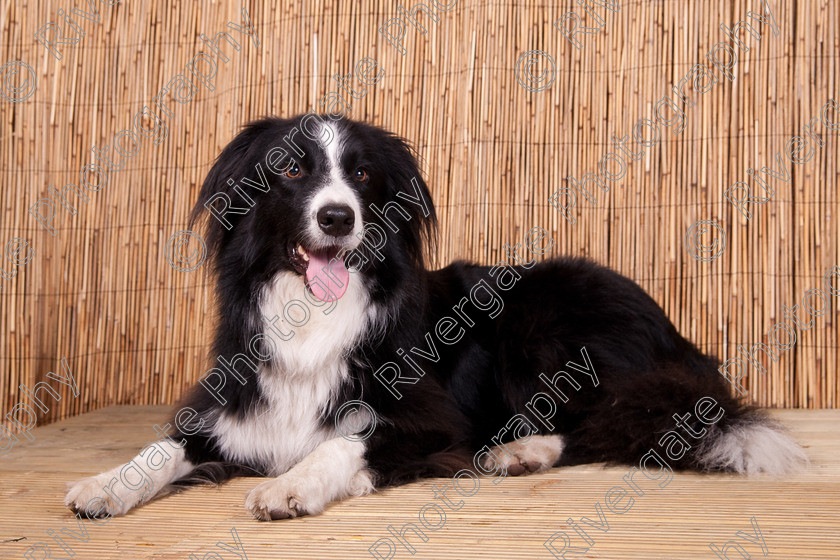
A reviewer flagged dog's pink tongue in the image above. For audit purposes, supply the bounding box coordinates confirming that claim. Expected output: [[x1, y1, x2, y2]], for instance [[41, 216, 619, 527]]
[[306, 249, 349, 302]]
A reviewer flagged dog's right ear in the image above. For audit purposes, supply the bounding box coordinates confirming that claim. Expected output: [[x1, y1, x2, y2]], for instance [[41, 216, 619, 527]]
[[189, 119, 280, 263]]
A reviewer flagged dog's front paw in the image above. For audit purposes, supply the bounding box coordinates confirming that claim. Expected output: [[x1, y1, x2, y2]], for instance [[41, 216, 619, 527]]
[[65, 474, 132, 517], [245, 472, 331, 521]]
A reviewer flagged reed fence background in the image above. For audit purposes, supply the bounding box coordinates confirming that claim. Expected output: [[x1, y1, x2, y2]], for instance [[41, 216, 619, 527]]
[[0, 0, 838, 429]]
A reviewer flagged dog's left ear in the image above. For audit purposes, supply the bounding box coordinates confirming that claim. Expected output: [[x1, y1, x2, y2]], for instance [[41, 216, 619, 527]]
[[377, 133, 438, 267]]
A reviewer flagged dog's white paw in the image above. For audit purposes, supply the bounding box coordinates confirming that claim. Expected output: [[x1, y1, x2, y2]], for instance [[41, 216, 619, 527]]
[[245, 469, 373, 521], [65, 474, 136, 517], [483, 434, 565, 476], [245, 471, 326, 520]]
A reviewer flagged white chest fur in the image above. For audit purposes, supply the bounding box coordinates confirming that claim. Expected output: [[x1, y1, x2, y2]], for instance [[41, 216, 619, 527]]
[[210, 271, 375, 476]]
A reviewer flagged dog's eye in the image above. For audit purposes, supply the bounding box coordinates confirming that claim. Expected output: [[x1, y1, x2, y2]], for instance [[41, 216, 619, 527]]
[[285, 163, 302, 178], [354, 168, 369, 182]]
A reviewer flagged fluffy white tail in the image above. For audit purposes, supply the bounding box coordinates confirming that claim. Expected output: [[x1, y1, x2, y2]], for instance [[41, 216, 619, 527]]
[[696, 417, 809, 476]]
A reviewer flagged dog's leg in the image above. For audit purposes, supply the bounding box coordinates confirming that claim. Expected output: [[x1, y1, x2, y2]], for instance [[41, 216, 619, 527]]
[[65, 438, 194, 517], [244, 437, 373, 521], [483, 434, 565, 476]]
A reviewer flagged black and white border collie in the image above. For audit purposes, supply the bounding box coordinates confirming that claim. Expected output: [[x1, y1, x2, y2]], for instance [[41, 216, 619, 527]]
[[66, 115, 807, 521]]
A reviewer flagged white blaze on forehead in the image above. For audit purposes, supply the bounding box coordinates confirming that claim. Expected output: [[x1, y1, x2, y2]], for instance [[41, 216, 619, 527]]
[[322, 120, 344, 181], [304, 121, 364, 249]]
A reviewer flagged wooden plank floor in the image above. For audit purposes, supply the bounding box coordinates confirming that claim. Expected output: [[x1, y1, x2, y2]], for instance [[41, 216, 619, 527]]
[[1, 406, 838, 559]]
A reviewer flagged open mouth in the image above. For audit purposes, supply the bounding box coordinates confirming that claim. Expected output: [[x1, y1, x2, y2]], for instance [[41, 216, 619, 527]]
[[290, 244, 350, 302]]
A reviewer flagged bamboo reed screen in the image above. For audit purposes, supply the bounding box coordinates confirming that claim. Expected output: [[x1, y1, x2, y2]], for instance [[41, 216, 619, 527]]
[[0, 0, 837, 430]]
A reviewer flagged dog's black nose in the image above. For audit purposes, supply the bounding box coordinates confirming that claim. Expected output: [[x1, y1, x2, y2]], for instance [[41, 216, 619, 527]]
[[317, 205, 355, 237]]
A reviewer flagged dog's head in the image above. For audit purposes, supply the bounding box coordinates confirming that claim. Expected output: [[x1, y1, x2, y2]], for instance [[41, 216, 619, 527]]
[[190, 115, 437, 303]]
